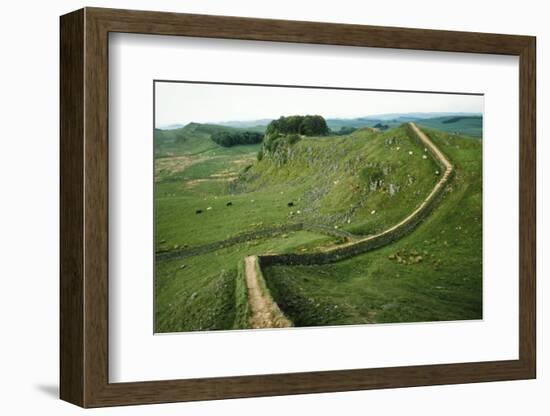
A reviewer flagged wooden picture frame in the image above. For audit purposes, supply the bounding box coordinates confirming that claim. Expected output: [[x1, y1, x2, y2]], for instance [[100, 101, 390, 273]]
[[60, 7, 536, 408]]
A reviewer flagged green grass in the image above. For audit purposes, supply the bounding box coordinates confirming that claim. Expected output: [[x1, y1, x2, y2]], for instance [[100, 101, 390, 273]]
[[155, 126, 439, 249], [155, 230, 335, 332], [233, 259, 250, 329], [416, 116, 482, 139], [238, 127, 439, 235], [326, 115, 482, 139], [262, 129, 482, 327], [154, 121, 482, 332]]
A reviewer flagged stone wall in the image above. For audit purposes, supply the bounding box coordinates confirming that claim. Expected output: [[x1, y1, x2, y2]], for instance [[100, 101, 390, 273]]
[[259, 123, 454, 268]]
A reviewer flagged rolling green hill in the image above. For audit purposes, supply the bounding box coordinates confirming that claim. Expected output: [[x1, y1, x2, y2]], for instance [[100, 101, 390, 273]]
[[326, 118, 402, 131], [326, 115, 482, 138], [153, 121, 477, 333], [262, 128, 482, 326], [154, 123, 265, 158], [415, 116, 482, 138]]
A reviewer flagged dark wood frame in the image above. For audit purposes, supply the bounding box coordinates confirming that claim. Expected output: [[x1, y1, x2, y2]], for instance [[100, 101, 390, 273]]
[[60, 7, 536, 408]]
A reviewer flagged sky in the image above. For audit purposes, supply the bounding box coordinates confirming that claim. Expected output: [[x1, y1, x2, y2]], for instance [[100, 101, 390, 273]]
[[154, 81, 483, 128]]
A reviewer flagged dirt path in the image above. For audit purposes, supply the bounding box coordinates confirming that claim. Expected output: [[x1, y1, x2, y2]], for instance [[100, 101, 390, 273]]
[[163, 124, 453, 329], [244, 256, 292, 329], [244, 123, 455, 328], [409, 122, 453, 171], [357, 122, 453, 240], [260, 123, 454, 265]]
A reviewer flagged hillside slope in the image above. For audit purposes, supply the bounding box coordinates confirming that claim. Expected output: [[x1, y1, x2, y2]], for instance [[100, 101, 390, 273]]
[[262, 128, 482, 326], [238, 125, 439, 236], [154, 123, 452, 332], [416, 115, 482, 138]]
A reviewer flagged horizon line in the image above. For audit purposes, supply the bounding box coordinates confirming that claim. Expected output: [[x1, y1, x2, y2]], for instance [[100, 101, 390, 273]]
[[156, 111, 483, 129]]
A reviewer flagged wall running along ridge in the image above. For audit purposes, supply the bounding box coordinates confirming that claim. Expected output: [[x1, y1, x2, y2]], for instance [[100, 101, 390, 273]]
[[258, 123, 454, 268], [158, 123, 454, 328]]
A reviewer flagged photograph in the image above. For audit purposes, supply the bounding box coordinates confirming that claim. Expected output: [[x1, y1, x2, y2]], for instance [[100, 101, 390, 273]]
[[153, 81, 483, 333]]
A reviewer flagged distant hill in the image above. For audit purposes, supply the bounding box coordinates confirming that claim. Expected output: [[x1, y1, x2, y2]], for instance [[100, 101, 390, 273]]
[[327, 113, 482, 138], [155, 112, 483, 152], [154, 122, 265, 156], [215, 119, 272, 130], [356, 112, 481, 121], [157, 123, 186, 130], [415, 116, 482, 138]]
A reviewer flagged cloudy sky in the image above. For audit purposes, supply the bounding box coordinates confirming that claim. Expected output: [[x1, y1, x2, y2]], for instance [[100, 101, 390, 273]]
[[154, 81, 483, 128]]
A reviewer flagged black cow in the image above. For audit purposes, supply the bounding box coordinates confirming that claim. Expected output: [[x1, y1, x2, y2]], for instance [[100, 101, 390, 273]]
[[226, 202, 233, 206], [195, 209, 203, 214], [287, 202, 294, 207]]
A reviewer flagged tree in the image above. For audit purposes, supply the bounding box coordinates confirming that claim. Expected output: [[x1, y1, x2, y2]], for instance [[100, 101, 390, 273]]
[[300, 115, 329, 136], [211, 130, 263, 147], [265, 115, 329, 137]]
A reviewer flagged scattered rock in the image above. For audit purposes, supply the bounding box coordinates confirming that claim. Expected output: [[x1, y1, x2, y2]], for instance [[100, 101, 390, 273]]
[[179, 264, 186, 269], [388, 249, 424, 265]]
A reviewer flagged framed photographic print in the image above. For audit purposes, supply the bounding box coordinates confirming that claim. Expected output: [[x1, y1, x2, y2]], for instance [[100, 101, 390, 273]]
[[60, 7, 536, 407]]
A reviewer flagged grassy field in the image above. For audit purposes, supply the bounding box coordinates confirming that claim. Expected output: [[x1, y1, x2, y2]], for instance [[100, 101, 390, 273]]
[[155, 230, 331, 332], [154, 120, 482, 332], [262, 129, 482, 326], [416, 116, 482, 138]]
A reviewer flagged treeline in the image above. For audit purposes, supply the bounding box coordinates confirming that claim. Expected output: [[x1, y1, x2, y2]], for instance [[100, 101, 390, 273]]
[[266, 115, 329, 137], [211, 130, 264, 147], [331, 126, 358, 136], [373, 122, 389, 131]]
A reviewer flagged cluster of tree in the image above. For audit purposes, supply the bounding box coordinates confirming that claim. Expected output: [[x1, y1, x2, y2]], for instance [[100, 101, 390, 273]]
[[265, 115, 329, 137], [210, 130, 264, 147], [373, 122, 390, 131], [331, 126, 358, 136]]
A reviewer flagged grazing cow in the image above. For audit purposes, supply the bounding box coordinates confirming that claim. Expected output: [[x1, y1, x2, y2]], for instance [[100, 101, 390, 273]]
[[287, 202, 294, 207], [195, 209, 203, 214], [226, 202, 233, 206]]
